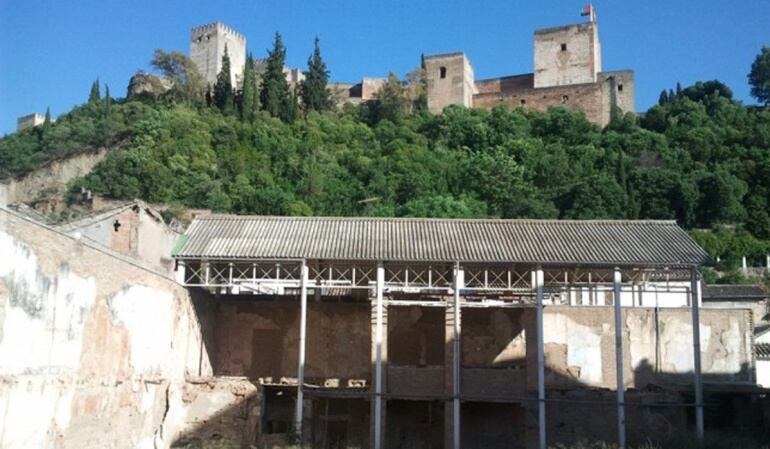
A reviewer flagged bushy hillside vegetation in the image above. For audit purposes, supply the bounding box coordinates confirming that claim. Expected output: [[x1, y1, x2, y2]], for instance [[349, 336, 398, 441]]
[[2, 44, 770, 277]]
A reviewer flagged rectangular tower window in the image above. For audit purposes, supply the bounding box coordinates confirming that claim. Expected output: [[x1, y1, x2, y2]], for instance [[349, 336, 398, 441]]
[[618, 84, 624, 92], [560, 43, 567, 51], [439, 67, 447, 79]]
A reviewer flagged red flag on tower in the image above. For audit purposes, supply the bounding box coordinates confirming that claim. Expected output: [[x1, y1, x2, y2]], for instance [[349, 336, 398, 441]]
[[580, 4, 596, 22]]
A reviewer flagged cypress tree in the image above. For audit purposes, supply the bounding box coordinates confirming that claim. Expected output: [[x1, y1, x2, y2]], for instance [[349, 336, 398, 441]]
[[658, 90, 669, 105], [260, 32, 293, 121], [88, 78, 101, 103], [414, 54, 429, 113], [43, 107, 51, 129], [213, 45, 235, 114], [104, 84, 112, 113], [240, 53, 259, 122], [675, 81, 682, 97], [299, 36, 332, 113]]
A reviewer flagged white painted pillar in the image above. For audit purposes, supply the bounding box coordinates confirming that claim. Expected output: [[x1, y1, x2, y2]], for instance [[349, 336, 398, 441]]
[[374, 263, 385, 449], [742, 256, 748, 272], [453, 262, 463, 449], [766, 254, 770, 271], [690, 268, 705, 445], [295, 260, 309, 442], [613, 269, 626, 449], [535, 268, 546, 449], [175, 261, 186, 285]]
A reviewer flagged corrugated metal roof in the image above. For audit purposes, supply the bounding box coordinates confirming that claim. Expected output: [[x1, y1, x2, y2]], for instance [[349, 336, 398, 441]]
[[702, 285, 768, 301], [173, 216, 710, 267]]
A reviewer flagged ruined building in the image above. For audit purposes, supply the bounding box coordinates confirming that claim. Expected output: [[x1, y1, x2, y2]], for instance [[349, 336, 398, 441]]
[[0, 208, 768, 449]]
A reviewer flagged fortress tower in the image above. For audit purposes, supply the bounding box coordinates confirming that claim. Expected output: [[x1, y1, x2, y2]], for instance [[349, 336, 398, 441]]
[[533, 21, 601, 88], [190, 22, 246, 88], [424, 53, 476, 114]]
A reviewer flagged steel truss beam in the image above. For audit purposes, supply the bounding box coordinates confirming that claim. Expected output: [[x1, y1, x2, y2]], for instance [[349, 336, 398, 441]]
[[177, 259, 694, 298]]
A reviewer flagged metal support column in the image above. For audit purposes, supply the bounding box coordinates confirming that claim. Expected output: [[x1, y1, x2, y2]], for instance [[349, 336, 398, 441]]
[[690, 268, 705, 445], [374, 263, 385, 449], [613, 269, 626, 449], [295, 260, 308, 442], [452, 262, 463, 449], [535, 268, 546, 449]]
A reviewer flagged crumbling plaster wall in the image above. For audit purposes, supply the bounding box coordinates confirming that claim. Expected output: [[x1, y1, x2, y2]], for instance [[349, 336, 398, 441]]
[[0, 208, 257, 449], [526, 306, 753, 390], [214, 298, 371, 383]]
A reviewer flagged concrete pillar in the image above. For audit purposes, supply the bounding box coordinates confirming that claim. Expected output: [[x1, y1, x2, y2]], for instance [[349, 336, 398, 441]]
[[174, 261, 186, 285], [613, 269, 626, 449], [295, 260, 309, 442], [766, 254, 770, 271], [444, 263, 463, 449], [371, 263, 386, 449], [690, 268, 705, 445], [742, 256, 748, 272], [535, 268, 546, 449]]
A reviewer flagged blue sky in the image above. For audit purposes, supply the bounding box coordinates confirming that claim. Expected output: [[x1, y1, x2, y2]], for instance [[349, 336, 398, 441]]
[[1, 0, 768, 135]]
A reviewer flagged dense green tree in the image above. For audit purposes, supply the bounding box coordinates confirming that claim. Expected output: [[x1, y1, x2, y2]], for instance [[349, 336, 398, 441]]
[[213, 46, 235, 114], [412, 54, 429, 114], [299, 37, 332, 113], [260, 32, 294, 122], [367, 73, 408, 123], [88, 78, 100, 103], [658, 90, 669, 105], [43, 107, 52, 129], [3, 62, 770, 277], [240, 54, 259, 122], [150, 50, 206, 104], [749, 46, 770, 106]]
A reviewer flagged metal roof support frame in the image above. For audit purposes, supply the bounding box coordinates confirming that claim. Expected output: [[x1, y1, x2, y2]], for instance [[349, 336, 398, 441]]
[[535, 267, 546, 449], [452, 262, 463, 449], [373, 263, 385, 449], [613, 268, 626, 449], [690, 268, 705, 446], [294, 260, 308, 443]]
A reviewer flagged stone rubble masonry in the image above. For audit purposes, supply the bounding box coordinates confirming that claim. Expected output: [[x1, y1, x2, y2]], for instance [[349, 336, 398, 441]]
[[0, 207, 257, 449], [0, 148, 110, 208]]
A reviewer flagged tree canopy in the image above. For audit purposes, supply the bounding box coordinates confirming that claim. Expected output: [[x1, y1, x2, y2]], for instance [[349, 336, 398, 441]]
[[749, 46, 770, 106], [1, 44, 770, 278]]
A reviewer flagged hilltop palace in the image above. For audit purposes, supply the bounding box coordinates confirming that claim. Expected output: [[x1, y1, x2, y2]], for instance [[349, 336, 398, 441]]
[[188, 11, 633, 126], [16, 13, 633, 131]]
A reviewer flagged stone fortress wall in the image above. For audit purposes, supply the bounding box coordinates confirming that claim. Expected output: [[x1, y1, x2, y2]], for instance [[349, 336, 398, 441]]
[[425, 19, 635, 126], [188, 16, 634, 127]]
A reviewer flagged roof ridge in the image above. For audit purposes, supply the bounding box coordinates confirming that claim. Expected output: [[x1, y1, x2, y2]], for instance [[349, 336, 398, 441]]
[[195, 214, 679, 225]]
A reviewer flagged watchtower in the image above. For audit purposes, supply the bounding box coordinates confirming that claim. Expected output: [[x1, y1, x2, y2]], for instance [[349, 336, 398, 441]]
[[533, 21, 601, 88], [424, 52, 476, 113], [190, 22, 247, 88]]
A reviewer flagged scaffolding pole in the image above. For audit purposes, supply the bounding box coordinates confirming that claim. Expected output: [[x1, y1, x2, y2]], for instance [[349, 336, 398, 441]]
[[453, 262, 462, 449], [374, 263, 385, 449], [294, 260, 308, 442], [613, 269, 626, 449], [535, 268, 546, 449]]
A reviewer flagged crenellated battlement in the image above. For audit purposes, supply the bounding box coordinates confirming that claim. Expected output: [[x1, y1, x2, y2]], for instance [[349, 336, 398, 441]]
[[190, 21, 247, 87], [191, 22, 246, 42]]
